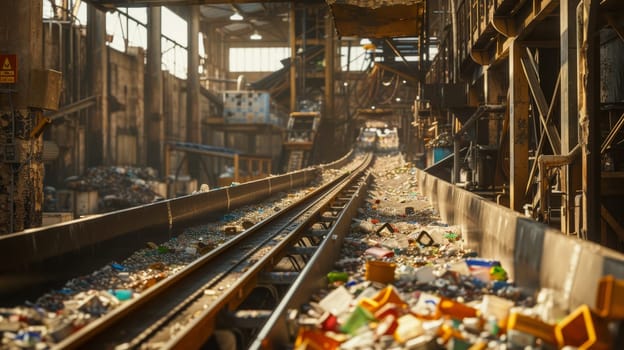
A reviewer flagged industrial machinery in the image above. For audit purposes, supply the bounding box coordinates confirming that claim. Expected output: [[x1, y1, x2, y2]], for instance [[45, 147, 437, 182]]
[[356, 127, 378, 150], [282, 111, 321, 172], [456, 143, 498, 190]]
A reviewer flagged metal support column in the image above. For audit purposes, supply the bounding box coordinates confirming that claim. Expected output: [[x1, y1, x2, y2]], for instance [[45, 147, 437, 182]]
[[289, 3, 297, 112], [187, 6, 201, 178], [187, 6, 200, 144], [324, 15, 335, 119], [578, 0, 601, 242], [87, 5, 108, 166], [146, 7, 164, 175], [509, 40, 530, 212], [560, 0, 581, 235], [321, 14, 336, 161], [0, 0, 45, 233]]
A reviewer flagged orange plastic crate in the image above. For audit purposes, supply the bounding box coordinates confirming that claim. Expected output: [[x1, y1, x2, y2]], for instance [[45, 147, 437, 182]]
[[365, 260, 396, 284], [554, 304, 611, 349], [438, 298, 478, 320], [595, 275, 624, 319], [507, 312, 556, 345], [358, 285, 406, 313]]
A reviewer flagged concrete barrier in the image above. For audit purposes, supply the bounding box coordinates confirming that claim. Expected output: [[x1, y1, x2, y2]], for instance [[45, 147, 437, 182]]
[[416, 169, 624, 311], [0, 165, 322, 304]]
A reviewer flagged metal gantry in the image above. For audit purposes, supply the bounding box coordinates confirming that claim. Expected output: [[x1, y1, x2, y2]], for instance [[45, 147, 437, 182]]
[[420, 0, 624, 248]]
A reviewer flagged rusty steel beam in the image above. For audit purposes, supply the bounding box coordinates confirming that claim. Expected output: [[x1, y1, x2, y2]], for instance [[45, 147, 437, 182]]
[[561, 0, 580, 235], [604, 14, 624, 43], [578, 0, 601, 242], [86, 6, 109, 166], [86, 0, 322, 8], [509, 39, 530, 212], [520, 47, 561, 155], [600, 111, 624, 154], [289, 3, 296, 112], [525, 71, 561, 198], [146, 6, 164, 174], [601, 205, 624, 242], [324, 15, 335, 120]]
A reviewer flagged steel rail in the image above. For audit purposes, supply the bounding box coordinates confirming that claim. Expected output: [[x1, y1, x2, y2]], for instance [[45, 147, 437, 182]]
[[250, 158, 373, 349], [154, 154, 373, 350], [0, 151, 354, 304], [54, 153, 372, 350]]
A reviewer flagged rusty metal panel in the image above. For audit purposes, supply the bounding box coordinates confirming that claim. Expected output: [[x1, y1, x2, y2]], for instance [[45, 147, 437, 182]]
[[227, 179, 271, 209], [0, 164, 322, 304], [268, 175, 292, 194], [169, 189, 230, 232], [28, 69, 63, 111], [328, 2, 424, 38]]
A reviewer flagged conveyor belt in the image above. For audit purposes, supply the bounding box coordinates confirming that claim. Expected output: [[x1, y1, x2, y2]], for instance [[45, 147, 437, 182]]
[[0, 152, 353, 305], [52, 153, 372, 349]]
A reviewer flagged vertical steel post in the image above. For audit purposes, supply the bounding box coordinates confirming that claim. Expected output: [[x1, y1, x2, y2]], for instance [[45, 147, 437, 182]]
[[579, 0, 601, 242], [146, 6, 164, 175], [560, 0, 580, 234], [187, 6, 201, 179], [289, 3, 297, 112], [0, 0, 44, 233], [87, 5, 108, 166], [509, 39, 530, 212]]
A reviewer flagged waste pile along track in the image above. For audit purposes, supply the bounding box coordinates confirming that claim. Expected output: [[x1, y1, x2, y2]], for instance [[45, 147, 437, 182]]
[[43, 153, 373, 349], [0, 152, 355, 305], [5, 151, 624, 349], [250, 155, 624, 350]]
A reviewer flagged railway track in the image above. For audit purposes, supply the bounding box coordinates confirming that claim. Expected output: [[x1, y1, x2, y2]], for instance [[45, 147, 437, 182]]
[[52, 153, 372, 349]]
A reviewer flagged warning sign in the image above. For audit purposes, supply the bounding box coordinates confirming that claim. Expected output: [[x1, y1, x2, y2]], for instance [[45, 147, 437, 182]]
[[0, 54, 17, 84]]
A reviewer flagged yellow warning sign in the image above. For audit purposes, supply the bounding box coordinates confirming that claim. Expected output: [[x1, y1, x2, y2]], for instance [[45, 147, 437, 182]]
[[0, 54, 17, 84]]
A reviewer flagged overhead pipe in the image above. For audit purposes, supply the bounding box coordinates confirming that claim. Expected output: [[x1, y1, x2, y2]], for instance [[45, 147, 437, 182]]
[[200, 75, 246, 91]]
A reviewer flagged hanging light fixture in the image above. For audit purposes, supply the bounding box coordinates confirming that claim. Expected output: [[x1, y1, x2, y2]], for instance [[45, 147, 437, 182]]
[[250, 30, 262, 40], [229, 11, 243, 21]]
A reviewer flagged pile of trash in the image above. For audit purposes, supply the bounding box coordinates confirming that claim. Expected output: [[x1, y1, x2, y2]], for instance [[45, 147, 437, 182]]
[[0, 163, 358, 349], [295, 248, 620, 349], [65, 166, 163, 210], [291, 155, 622, 349]]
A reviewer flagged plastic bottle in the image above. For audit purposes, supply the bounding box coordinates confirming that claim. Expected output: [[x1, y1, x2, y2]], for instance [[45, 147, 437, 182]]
[[327, 271, 349, 283]]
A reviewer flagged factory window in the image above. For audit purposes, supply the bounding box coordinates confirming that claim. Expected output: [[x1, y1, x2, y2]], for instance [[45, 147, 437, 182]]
[[106, 8, 148, 53], [43, 0, 87, 23], [341, 46, 369, 71], [229, 47, 290, 72]]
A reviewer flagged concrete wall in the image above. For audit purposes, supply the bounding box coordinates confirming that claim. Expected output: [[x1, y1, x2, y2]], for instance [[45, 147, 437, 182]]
[[109, 48, 145, 165], [416, 168, 624, 311], [41, 24, 218, 186]]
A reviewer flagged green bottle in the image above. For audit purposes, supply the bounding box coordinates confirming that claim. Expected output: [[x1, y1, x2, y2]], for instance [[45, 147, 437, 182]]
[[327, 271, 349, 283]]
